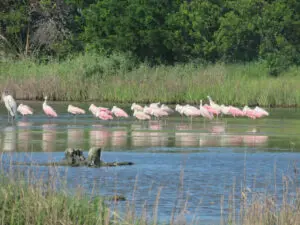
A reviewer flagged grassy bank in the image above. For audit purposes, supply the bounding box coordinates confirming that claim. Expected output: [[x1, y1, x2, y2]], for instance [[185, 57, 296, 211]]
[[1, 53, 300, 106]]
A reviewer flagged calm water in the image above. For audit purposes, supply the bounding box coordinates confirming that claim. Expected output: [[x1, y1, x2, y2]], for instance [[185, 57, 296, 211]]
[[0, 101, 300, 224]]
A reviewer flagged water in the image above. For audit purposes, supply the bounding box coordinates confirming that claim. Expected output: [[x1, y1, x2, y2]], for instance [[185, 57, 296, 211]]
[[0, 101, 300, 224]]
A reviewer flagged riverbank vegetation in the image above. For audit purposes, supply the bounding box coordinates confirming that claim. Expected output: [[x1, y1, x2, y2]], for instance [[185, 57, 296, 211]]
[[1, 0, 300, 105], [1, 54, 300, 106]]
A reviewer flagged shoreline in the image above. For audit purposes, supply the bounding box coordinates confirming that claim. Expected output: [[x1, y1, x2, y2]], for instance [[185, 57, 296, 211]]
[[8, 99, 299, 108]]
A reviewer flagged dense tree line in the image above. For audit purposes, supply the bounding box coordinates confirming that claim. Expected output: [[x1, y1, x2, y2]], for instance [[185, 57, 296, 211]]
[[1, 0, 300, 75]]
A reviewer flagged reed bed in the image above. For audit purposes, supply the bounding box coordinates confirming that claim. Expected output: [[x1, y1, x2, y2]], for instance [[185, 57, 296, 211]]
[[1, 54, 300, 106]]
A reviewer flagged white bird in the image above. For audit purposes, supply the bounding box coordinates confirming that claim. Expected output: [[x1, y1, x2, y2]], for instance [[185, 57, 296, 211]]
[[89, 104, 99, 117], [131, 103, 144, 111], [133, 110, 151, 120], [17, 103, 33, 117], [220, 104, 231, 116], [254, 106, 269, 116], [207, 96, 221, 116], [2, 91, 17, 122], [149, 102, 160, 109], [160, 104, 174, 114], [143, 106, 153, 115], [200, 100, 214, 120]]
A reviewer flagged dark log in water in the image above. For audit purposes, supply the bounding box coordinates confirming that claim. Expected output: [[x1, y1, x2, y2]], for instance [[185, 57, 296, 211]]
[[13, 147, 134, 167]]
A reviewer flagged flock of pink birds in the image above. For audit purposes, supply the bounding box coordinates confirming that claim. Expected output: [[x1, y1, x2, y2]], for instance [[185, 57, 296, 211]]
[[14, 95, 269, 122]]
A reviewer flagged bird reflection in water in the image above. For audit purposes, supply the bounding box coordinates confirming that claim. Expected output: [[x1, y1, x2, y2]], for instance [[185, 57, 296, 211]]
[[17, 121, 32, 151], [67, 125, 85, 149], [220, 135, 244, 147], [219, 126, 268, 147], [2, 126, 17, 151], [242, 127, 268, 147], [175, 124, 199, 147], [42, 123, 57, 152], [111, 130, 127, 147], [243, 135, 268, 147], [148, 121, 168, 146], [131, 130, 149, 147], [210, 124, 226, 134], [131, 123, 151, 147], [89, 125, 110, 147]]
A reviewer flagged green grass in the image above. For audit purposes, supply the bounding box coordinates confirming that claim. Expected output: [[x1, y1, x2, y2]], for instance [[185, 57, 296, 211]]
[[1, 53, 300, 106]]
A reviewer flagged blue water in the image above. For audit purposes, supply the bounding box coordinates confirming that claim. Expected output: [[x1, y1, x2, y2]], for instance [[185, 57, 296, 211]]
[[0, 102, 300, 224]]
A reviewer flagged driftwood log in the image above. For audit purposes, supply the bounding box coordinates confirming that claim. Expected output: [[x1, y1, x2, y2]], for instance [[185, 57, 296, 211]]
[[14, 147, 134, 167]]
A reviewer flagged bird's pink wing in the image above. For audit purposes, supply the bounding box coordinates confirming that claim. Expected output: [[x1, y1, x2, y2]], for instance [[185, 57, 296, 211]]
[[117, 108, 129, 117], [44, 106, 57, 117]]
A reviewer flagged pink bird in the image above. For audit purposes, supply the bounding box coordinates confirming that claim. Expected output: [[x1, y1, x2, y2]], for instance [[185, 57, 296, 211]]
[[133, 110, 151, 120], [67, 104, 85, 115], [43, 96, 57, 118], [131, 103, 144, 111], [150, 107, 168, 119], [203, 104, 220, 116], [143, 106, 153, 115], [254, 106, 269, 117], [179, 105, 201, 123], [111, 106, 129, 118], [89, 104, 99, 117], [97, 110, 113, 120], [199, 100, 213, 120], [220, 104, 231, 116], [160, 104, 174, 114], [228, 106, 244, 117], [243, 106, 264, 119], [98, 106, 112, 115], [17, 103, 33, 117]]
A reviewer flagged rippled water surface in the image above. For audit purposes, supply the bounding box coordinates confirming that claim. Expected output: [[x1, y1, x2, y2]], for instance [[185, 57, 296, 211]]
[[0, 101, 300, 224]]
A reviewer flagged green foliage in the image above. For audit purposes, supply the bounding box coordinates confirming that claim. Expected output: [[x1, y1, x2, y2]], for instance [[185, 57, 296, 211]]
[[215, 0, 262, 61], [1, 0, 300, 75]]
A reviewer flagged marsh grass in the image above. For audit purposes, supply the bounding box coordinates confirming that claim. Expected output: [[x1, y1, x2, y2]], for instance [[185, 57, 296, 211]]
[[224, 161, 300, 225], [1, 54, 300, 106]]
